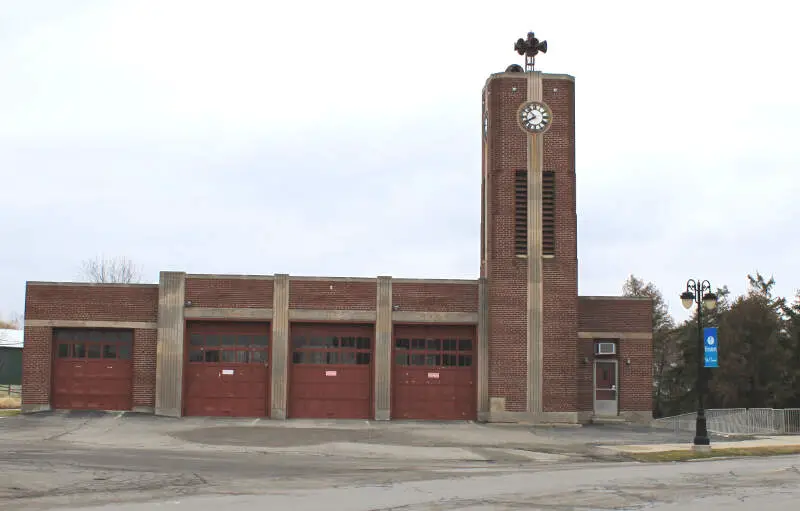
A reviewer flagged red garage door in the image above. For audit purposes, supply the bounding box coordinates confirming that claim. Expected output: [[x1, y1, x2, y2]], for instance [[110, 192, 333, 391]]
[[184, 321, 270, 417], [393, 325, 476, 420], [289, 323, 373, 419], [52, 329, 133, 411]]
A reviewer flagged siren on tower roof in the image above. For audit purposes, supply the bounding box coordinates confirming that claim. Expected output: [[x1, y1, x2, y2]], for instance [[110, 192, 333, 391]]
[[513, 31, 548, 72]]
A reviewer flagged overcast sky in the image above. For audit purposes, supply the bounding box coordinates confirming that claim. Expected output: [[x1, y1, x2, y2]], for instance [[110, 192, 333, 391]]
[[1, 0, 797, 324]]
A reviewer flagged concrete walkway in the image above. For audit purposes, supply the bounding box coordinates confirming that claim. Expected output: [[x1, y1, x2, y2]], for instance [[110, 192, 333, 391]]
[[599, 434, 800, 453]]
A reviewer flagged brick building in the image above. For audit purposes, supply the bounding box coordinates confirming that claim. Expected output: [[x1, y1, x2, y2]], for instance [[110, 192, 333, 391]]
[[20, 52, 653, 424]]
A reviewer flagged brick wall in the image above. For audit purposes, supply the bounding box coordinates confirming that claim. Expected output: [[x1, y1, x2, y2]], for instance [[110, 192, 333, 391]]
[[619, 338, 653, 411], [22, 283, 159, 410], [21, 326, 51, 406], [577, 339, 653, 414], [133, 328, 157, 409], [576, 340, 594, 412], [578, 297, 653, 332], [392, 281, 478, 312], [483, 74, 580, 413], [25, 283, 158, 322], [485, 74, 529, 411], [289, 279, 376, 310], [541, 77, 578, 413], [185, 277, 273, 308]]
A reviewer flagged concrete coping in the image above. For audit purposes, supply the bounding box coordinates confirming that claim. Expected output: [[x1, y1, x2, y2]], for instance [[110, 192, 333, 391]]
[[186, 274, 274, 280], [184, 275, 479, 284], [484, 71, 576, 87], [289, 276, 377, 283], [392, 278, 478, 285], [26, 281, 158, 288], [579, 295, 652, 301]]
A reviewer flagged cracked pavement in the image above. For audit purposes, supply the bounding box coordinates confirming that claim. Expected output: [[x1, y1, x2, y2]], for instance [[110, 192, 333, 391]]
[[1, 412, 798, 510]]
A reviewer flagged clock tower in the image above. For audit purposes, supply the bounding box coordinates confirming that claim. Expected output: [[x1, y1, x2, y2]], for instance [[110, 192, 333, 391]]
[[480, 32, 579, 422]]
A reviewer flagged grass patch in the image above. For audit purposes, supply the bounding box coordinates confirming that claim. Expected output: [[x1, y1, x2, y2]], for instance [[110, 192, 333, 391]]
[[0, 396, 21, 409], [629, 445, 800, 462], [0, 409, 21, 417]]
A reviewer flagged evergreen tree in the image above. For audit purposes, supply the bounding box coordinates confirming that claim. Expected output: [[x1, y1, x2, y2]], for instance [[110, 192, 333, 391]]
[[621, 275, 675, 417]]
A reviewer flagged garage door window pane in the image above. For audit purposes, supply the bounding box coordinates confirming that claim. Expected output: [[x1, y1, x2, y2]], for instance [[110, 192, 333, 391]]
[[395, 339, 410, 350], [340, 352, 356, 364], [189, 350, 203, 362], [205, 350, 220, 362], [250, 335, 269, 347], [292, 336, 306, 347], [88, 344, 102, 359], [426, 339, 441, 350], [443, 339, 457, 351], [442, 354, 457, 366], [395, 353, 408, 365], [458, 355, 472, 367], [119, 331, 133, 344], [205, 335, 221, 346], [339, 336, 355, 348], [221, 351, 236, 363], [296, 351, 325, 364], [356, 353, 371, 365], [425, 354, 441, 366], [236, 351, 249, 363], [410, 354, 425, 366], [458, 339, 473, 351], [251, 351, 267, 363], [411, 339, 425, 350], [103, 344, 117, 359], [222, 335, 237, 346], [190, 334, 203, 346], [356, 337, 370, 350], [118, 345, 131, 360], [74, 343, 86, 358], [57, 344, 70, 358]]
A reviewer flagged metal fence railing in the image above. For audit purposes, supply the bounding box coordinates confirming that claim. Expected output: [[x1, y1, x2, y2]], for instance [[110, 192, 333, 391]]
[[0, 384, 21, 397], [652, 408, 800, 436]]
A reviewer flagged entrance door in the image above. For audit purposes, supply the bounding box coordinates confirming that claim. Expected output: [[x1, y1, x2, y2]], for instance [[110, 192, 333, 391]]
[[593, 360, 618, 416]]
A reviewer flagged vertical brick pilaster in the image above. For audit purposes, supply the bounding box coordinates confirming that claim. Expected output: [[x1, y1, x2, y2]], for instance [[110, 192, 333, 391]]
[[21, 326, 52, 412], [132, 328, 157, 411]]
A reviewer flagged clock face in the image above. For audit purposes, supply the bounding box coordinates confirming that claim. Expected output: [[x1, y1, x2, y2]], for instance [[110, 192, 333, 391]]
[[518, 101, 552, 134]]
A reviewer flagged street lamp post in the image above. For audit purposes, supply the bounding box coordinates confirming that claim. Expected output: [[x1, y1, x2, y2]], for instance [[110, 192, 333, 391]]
[[680, 279, 718, 448]]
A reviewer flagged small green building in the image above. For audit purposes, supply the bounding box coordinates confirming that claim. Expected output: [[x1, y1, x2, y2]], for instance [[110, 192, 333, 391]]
[[0, 329, 23, 385]]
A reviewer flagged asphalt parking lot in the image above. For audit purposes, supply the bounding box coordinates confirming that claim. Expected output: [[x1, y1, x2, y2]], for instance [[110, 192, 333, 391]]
[[1, 412, 790, 510]]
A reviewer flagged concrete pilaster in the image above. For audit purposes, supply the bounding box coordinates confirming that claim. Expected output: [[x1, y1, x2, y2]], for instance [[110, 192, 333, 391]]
[[270, 274, 290, 419], [477, 277, 490, 421], [526, 71, 545, 415], [374, 276, 392, 420], [155, 271, 186, 417]]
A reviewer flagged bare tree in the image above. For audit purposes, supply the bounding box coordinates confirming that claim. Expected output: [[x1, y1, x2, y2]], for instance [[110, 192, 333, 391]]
[[78, 256, 142, 284], [0, 312, 21, 329]]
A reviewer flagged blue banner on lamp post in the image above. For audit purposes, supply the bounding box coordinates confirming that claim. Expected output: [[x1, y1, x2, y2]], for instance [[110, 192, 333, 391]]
[[703, 327, 718, 368]]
